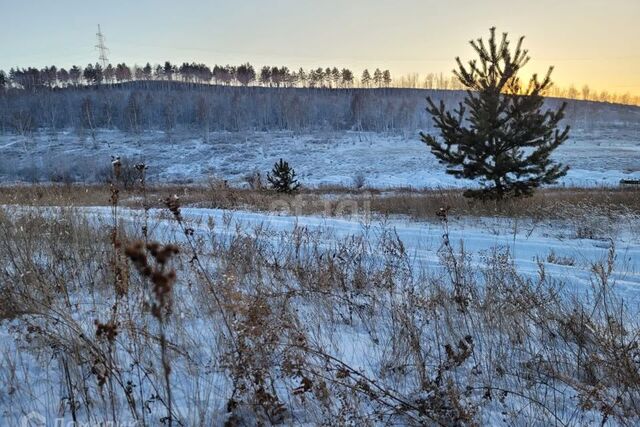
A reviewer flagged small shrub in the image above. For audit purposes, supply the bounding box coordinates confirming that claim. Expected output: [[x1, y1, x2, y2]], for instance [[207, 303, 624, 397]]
[[546, 249, 576, 266], [207, 176, 230, 190], [244, 170, 264, 190], [352, 172, 366, 190], [267, 159, 300, 193], [49, 167, 75, 184], [96, 156, 143, 189]]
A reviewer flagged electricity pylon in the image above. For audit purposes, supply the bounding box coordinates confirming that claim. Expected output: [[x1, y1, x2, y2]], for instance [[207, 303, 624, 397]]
[[95, 25, 109, 69]]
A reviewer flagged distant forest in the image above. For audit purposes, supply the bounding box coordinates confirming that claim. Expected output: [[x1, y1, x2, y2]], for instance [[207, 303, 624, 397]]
[[1, 62, 395, 91], [1, 60, 638, 106], [1, 68, 639, 136]]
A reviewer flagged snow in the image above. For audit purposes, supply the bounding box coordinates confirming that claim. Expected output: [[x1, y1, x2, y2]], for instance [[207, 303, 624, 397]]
[[5, 204, 638, 299], [41, 205, 640, 303], [1, 126, 639, 188], [1, 204, 639, 425], [1, 120, 640, 424]]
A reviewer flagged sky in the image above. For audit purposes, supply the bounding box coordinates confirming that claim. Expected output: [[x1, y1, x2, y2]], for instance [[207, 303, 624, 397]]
[[1, 0, 639, 95]]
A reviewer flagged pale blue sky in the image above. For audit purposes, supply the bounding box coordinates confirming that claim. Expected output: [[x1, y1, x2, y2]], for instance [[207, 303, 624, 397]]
[[1, 0, 639, 94]]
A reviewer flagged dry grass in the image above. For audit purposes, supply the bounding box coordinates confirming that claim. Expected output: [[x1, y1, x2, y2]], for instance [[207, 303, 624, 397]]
[[369, 186, 640, 219], [1, 182, 639, 220], [1, 181, 639, 425]]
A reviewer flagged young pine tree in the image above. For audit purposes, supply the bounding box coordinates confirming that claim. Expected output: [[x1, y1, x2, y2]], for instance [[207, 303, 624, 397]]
[[421, 27, 569, 200], [267, 159, 300, 193]]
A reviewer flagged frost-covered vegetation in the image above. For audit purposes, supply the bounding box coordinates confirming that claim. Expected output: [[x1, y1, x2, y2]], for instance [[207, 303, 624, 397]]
[[1, 187, 640, 425], [1, 81, 639, 188], [1, 83, 639, 136], [1, 127, 639, 188]]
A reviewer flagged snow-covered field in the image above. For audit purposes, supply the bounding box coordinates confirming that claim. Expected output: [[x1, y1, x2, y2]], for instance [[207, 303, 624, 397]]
[[2, 122, 640, 425], [2, 202, 640, 425], [6, 203, 640, 296], [99, 205, 640, 299], [1, 125, 639, 188], [6, 203, 639, 298]]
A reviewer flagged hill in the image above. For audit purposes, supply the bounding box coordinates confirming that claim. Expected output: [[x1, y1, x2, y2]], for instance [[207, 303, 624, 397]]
[[1, 82, 639, 134], [0, 83, 639, 187]]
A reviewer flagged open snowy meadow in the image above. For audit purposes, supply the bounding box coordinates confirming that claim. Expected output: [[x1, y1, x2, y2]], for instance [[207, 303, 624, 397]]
[[1, 125, 639, 188], [1, 176, 640, 425]]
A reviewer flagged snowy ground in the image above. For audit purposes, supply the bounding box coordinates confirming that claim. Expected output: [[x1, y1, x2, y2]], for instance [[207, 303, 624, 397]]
[[2, 204, 640, 425], [1, 126, 639, 188], [38, 205, 640, 303], [6, 203, 639, 300]]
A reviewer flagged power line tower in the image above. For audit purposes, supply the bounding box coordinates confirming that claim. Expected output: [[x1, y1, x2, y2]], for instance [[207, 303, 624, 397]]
[[95, 25, 109, 69]]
